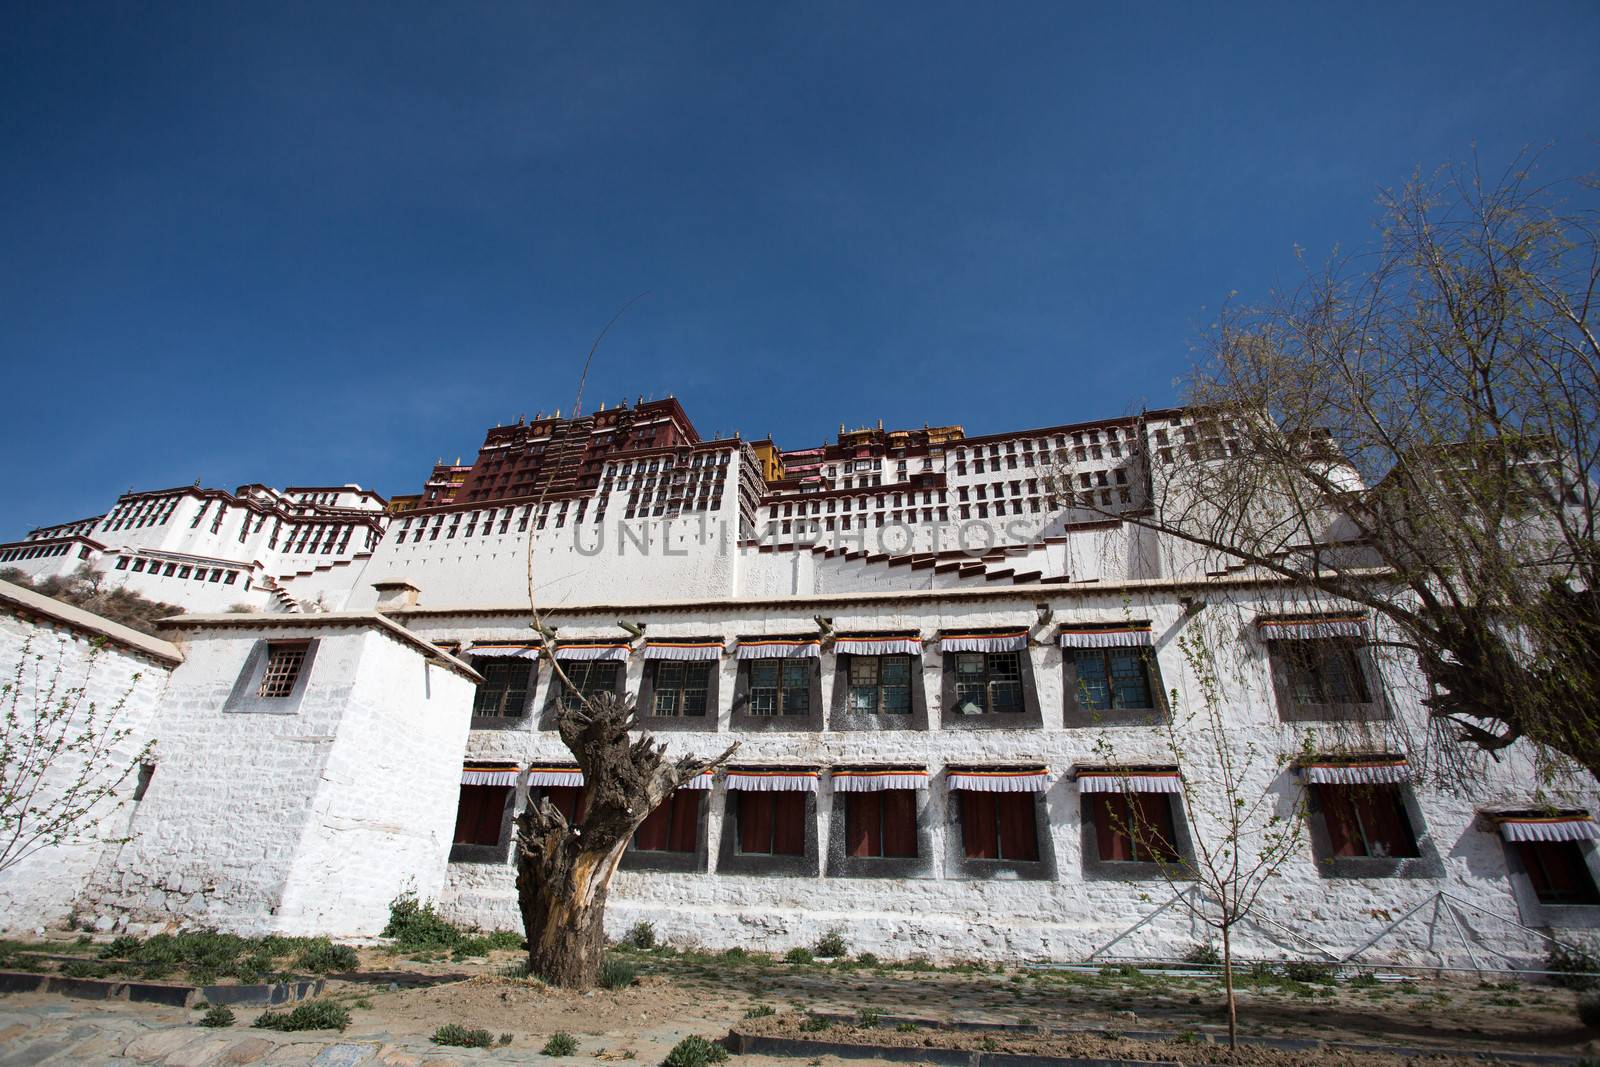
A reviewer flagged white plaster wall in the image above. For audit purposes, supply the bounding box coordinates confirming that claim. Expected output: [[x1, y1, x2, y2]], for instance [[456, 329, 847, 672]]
[[0, 612, 171, 932]]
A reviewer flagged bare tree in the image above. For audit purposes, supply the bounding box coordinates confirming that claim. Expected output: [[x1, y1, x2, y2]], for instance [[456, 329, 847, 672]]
[[1066, 156, 1600, 780], [1090, 617, 1307, 1048], [0, 637, 154, 877]]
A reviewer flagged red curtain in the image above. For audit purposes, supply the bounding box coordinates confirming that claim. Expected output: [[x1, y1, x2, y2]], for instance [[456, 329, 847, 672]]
[[772, 791, 806, 855], [882, 791, 917, 858], [995, 793, 1039, 861], [1353, 786, 1418, 858], [845, 794, 876, 857], [1519, 842, 1600, 903], [1314, 786, 1362, 856], [453, 785, 510, 845], [635, 801, 671, 851], [1089, 794, 1173, 862], [1134, 793, 1177, 862], [737, 791, 773, 853], [668, 792, 699, 852], [961, 792, 999, 859], [846, 792, 918, 858], [543, 786, 586, 824]]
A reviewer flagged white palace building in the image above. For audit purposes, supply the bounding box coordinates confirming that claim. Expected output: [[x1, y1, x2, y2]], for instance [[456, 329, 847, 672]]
[[2, 397, 1596, 966]]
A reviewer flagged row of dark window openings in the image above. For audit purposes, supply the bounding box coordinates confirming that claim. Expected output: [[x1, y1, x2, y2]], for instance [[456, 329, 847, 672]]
[[450, 781, 1598, 904], [471, 638, 1375, 721], [114, 556, 248, 587], [0, 543, 91, 562]]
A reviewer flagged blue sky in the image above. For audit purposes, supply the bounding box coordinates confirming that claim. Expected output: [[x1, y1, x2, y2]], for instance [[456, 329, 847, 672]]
[[2, 2, 1596, 535]]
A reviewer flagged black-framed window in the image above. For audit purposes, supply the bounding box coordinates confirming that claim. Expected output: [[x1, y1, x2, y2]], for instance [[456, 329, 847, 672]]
[[559, 662, 620, 711], [259, 642, 309, 698], [1280, 639, 1370, 704], [472, 660, 533, 718], [735, 791, 807, 855], [1086, 793, 1179, 863], [650, 661, 711, 717], [1072, 649, 1154, 711], [846, 656, 913, 715], [1517, 842, 1600, 906], [954, 652, 1022, 715], [1314, 784, 1419, 859], [749, 658, 811, 716], [453, 785, 512, 846], [845, 792, 918, 858], [958, 791, 1038, 860]]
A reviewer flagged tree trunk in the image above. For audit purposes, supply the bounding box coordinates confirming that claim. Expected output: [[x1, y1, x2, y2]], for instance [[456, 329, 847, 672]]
[[515, 690, 735, 988], [1221, 922, 1237, 1049]]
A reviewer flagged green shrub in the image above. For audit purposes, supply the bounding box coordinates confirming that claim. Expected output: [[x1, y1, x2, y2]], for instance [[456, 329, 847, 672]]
[[382, 891, 462, 951], [231, 953, 274, 984], [624, 921, 657, 950], [662, 1036, 728, 1067], [1347, 970, 1380, 989], [294, 939, 359, 974], [543, 1032, 579, 1056], [199, 1005, 236, 1028], [1183, 943, 1220, 966], [59, 960, 110, 979], [784, 947, 814, 965], [600, 957, 638, 990], [100, 935, 142, 959], [499, 1033, 513, 1046], [1549, 944, 1600, 990], [253, 1001, 352, 1032], [798, 1013, 830, 1032], [432, 1023, 495, 1048], [743, 1004, 775, 1019], [855, 952, 879, 968], [1578, 992, 1600, 1028], [895, 1022, 918, 1033], [856, 1007, 882, 1027], [1282, 961, 1335, 984], [813, 929, 848, 957], [722, 947, 747, 960]]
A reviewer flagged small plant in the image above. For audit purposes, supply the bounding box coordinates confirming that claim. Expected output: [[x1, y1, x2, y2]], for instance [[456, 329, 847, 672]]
[[662, 1035, 729, 1067], [382, 891, 463, 952], [722, 946, 747, 959], [59, 960, 109, 979], [199, 1005, 236, 1028], [784, 947, 814, 965], [1183, 943, 1220, 966], [624, 921, 657, 950], [432, 1023, 495, 1048], [1548, 944, 1600, 990], [813, 929, 848, 957], [543, 1031, 579, 1056], [600, 956, 638, 990], [1347, 970, 1380, 989], [352, 998, 374, 1010], [499, 1033, 513, 1046], [100, 935, 141, 959], [1577, 992, 1600, 1028], [1282, 961, 1335, 984], [856, 1007, 882, 1027], [895, 1022, 918, 1033], [978, 1037, 999, 1052], [798, 1013, 830, 1033], [295, 939, 359, 974], [252, 1001, 352, 1032], [855, 952, 879, 967], [743, 1004, 775, 1019]]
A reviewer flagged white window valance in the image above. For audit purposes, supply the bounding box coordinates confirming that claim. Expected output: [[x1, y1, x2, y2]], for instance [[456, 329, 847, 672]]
[[939, 631, 1028, 653], [725, 770, 819, 792], [461, 766, 519, 787], [643, 640, 724, 661], [1301, 760, 1410, 785], [735, 638, 822, 660], [1496, 816, 1600, 842], [464, 642, 542, 660], [1058, 624, 1153, 649], [677, 770, 716, 791], [527, 766, 584, 788], [1257, 614, 1367, 641], [554, 642, 632, 662], [832, 769, 929, 792], [833, 635, 923, 657], [1076, 770, 1183, 794], [948, 768, 1050, 793]]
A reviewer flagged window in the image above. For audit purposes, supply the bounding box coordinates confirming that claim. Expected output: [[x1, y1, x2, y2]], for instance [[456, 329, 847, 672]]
[[845, 792, 917, 857], [1517, 842, 1600, 905], [453, 785, 511, 845], [558, 662, 619, 711], [749, 658, 810, 715], [1072, 649, 1155, 710], [537, 785, 586, 823], [1087, 793, 1178, 862], [651, 661, 711, 717], [1314, 784, 1419, 858], [847, 656, 912, 714], [1279, 639, 1371, 705], [633, 792, 699, 853], [736, 791, 806, 855], [258, 642, 309, 698], [954, 652, 1022, 714], [959, 792, 1038, 860], [473, 660, 533, 718]]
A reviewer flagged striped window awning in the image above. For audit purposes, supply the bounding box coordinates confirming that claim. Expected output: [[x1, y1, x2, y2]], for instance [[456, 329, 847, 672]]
[[527, 766, 584, 788], [643, 639, 724, 662], [832, 634, 923, 657], [464, 641, 542, 660], [832, 768, 929, 792], [677, 769, 716, 791], [948, 767, 1050, 793], [1059, 623, 1153, 649], [1299, 757, 1410, 785], [461, 764, 519, 787], [735, 638, 822, 660], [939, 630, 1029, 653], [1493, 812, 1600, 842], [1075, 767, 1183, 794], [725, 769, 820, 792], [555, 641, 632, 662], [1257, 613, 1368, 641]]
